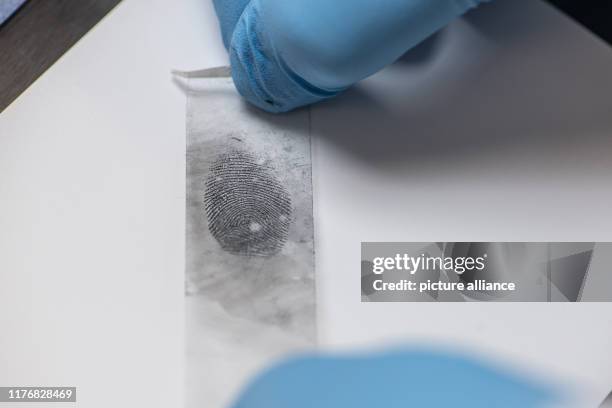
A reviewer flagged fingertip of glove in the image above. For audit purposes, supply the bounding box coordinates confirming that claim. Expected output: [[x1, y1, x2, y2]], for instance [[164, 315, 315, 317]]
[[229, 49, 287, 114], [227, 4, 344, 114]]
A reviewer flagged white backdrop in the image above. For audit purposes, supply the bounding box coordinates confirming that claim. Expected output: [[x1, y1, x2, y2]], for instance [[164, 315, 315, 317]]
[[1, 0, 611, 406]]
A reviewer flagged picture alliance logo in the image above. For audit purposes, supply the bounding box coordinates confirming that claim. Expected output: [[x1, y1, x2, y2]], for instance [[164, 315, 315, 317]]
[[371, 253, 488, 275]]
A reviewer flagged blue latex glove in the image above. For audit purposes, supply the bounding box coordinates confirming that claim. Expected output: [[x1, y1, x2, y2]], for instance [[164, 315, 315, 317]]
[[230, 350, 561, 408], [213, 0, 490, 113]]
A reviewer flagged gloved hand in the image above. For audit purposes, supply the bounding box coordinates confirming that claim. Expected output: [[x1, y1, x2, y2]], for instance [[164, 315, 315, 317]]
[[229, 350, 560, 408], [213, 0, 490, 113]]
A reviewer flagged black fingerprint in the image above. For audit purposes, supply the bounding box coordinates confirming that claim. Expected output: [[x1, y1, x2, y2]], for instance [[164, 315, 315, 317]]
[[204, 149, 292, 257]]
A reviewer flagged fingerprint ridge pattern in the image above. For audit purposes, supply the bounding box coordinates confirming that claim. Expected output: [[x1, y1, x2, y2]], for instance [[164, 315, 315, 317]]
[[204, 149, 292, 257]]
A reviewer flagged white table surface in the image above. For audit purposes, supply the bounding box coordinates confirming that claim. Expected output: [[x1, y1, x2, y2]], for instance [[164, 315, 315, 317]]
[[1, 0, 611, 406]]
